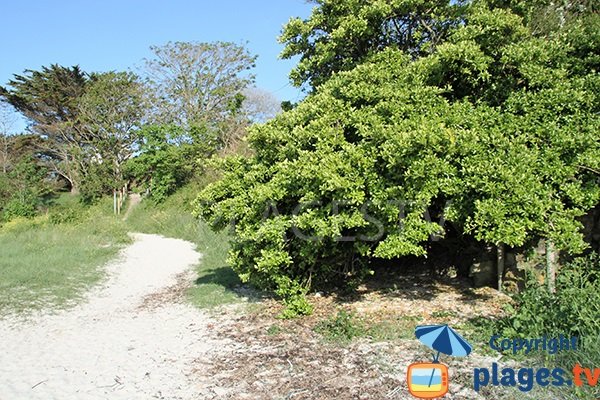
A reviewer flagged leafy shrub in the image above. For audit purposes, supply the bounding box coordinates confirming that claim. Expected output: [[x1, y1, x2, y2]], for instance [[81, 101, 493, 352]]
[[500, 252, 600, 339], [2, 192, 38, 221], [79, 163, 115, 205], [196, 5, 600, 315], [48, 207, 84, 225], [276, 278, 313, 319], [125, 125, 203, 204]]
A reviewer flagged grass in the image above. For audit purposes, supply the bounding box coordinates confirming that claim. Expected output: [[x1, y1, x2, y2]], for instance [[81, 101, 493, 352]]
[[314, 309, 418, 344], [0, 183, 244, 316], [0, 196, 130, 315]]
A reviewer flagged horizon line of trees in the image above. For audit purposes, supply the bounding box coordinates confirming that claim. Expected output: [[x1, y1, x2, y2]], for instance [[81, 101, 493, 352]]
[[0, 41, 282, 218]]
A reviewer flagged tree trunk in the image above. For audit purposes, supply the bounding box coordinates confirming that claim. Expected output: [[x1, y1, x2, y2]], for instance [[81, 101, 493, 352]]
[[497, 243, 505, 292], [117, 190, 122, 215], [546, 239, 557, 294]]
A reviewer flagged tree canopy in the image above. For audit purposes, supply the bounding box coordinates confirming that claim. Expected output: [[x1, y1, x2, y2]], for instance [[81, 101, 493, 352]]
[[0, 40, 268, 211], [279, 0, 469, 90], [198, 0, 600, 315], [0, 65, 89, 191], [145, 41, 256, 128]]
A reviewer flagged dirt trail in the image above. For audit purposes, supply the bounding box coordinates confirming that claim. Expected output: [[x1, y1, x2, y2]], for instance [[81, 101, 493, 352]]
[[122, 193, 142, 220], [0, 233, 224, 400]]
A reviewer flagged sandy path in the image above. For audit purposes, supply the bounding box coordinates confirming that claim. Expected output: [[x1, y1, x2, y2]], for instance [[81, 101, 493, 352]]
[[0, 233, 223, 400], [122, 193, 141, 220]]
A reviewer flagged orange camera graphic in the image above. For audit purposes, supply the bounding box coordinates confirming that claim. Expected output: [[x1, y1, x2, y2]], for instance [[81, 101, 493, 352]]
[[407, 362, 449, 399]]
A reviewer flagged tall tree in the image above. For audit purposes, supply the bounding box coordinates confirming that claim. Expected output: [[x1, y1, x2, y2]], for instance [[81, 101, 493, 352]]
[[144, 41, 256, 144], [279, 0, 468, 90], [0, 65, 89, 192], [489, 0, 598, 35], [242, 87, 282, 123], [76, 71, 147, 201]]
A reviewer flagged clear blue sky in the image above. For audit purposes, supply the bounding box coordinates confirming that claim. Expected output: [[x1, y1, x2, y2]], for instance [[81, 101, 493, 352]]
[[1, 0, 313, 132]]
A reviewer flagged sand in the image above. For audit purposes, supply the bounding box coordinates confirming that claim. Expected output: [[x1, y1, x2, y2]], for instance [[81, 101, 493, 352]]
[[0, 233, 223, 400]]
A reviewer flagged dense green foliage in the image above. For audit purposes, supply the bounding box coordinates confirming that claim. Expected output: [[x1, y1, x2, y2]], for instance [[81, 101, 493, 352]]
[[280, 0, 468, 89], [0, 134, 51, 221], [198, 0, 600, 314], [1, 156, 48, 220], [500, 252, 600, 340], [280, 0, 598, 90], [126, 125, 213, 203], [76, 71, 148, 202]]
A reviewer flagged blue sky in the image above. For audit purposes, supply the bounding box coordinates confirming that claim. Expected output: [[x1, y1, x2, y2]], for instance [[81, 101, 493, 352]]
[[1, 0, 313, 132]]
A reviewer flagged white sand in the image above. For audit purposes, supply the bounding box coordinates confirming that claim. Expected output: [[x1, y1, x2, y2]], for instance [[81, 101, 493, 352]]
[[0, 233, 223, 400]]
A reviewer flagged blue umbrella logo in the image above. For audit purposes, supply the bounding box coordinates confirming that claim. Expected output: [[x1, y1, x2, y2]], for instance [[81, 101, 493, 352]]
[[411, 324, 472, 393], [415, 324, 472, 362]]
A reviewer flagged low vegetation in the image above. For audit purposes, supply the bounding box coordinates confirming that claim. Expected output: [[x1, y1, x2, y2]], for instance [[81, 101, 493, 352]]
[[0, 196, 130, 315], [0, 185, 245, 316]]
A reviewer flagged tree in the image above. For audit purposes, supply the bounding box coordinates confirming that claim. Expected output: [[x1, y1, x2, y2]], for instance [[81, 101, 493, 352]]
[[213, 87, 282, 156], [489, 0, 598, 35], [0, 65, 89, 192], [125, 125, 198, 203], [0, 102, 18, 174], [145, 41, 256, 130], [279, 0, 468, 90], [197, 0, 600, 314], [242, 87, 282, 123], [0, 132, 50, 221], [76, 71, 147, 202], [1, 155, 49, 221]]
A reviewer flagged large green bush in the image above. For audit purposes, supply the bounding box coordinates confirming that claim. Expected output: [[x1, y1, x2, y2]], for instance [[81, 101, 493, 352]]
[[195, 2, 600, 314]]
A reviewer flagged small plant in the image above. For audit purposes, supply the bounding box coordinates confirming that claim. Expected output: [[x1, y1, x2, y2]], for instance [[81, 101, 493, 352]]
[[431, 310, 458, 319], [267, 325, 282, 335], [315, 310, 365, 343]]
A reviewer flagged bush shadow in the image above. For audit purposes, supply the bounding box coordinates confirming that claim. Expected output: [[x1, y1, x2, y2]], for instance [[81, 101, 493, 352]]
[[193, 266, 271, 304]]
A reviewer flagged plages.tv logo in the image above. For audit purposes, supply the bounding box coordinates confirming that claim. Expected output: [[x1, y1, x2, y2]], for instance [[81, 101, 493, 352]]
[[407, 324, 472, 399]]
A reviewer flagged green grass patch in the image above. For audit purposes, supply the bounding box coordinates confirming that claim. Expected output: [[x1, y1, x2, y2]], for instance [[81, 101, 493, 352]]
[[267, 324, 283, 335], [0, 196, 130, 315], [314, 310, 418, 344], [315, 310, 367, 344], [0, 184, 243, 316]]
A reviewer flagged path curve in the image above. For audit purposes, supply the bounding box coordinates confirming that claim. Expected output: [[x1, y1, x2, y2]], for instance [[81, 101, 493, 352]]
[[0, 233, 222, 400]]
